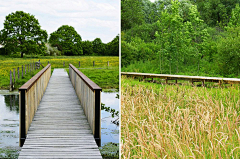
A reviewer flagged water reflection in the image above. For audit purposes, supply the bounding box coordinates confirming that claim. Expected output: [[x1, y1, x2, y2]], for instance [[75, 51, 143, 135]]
[[3, 95, 19, 113], [0, 94, 20, 158], [100, 92, 119, 158], [101, 92, 119, 145]]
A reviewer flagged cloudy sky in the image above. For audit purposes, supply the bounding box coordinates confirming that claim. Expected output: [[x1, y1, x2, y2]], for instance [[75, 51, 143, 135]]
[[0, 0, 120, 43]]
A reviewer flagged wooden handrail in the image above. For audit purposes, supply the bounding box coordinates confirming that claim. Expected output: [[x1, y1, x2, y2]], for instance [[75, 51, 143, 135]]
[[19, 64, 51, 147], [121, 72, 240, 84], [69, 64, 102, 146]]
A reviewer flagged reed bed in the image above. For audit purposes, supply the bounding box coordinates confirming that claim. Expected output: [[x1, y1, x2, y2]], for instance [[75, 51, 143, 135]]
[[121, 77, 240, 158]]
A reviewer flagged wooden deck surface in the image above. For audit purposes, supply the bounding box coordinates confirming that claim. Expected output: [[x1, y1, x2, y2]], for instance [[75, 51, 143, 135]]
[[121, 72, 240, 84], [18, 69, 102, 159]]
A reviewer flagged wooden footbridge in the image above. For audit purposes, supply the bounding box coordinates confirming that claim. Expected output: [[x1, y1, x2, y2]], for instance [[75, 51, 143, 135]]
[[121, 72, 240, 86], [18, 64, 102, 158]]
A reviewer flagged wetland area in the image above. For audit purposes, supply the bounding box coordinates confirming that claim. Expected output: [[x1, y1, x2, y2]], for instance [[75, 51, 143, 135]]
[[0, 90, 119, 158]]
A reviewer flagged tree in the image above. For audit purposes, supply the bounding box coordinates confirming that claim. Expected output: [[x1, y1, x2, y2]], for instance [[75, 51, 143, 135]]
[[228, 3, 240, 27], [189, 0, 240, 27], [187, 4, 209, 74], [49, 25, 82, 56], [155, 0, 185, 74], [106, 35, 119, 56], [82, 40, 94, 55], [92, 38, 105, 55], [0, 11, 47, 57], [216, 27, 240, 76], [121, 0, 145, 31]]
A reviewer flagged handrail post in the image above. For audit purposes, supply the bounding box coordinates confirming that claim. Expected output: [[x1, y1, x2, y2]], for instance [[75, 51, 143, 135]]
[[95, 89, 101, 146], [19, 89, 26, 147]]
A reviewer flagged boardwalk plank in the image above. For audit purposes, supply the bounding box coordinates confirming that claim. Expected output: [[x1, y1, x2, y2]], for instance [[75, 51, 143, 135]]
[[19, 69, 102, 158]]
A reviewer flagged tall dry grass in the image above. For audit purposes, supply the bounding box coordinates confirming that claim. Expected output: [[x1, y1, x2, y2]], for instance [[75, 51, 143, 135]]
[[121, 77, 240, 158]]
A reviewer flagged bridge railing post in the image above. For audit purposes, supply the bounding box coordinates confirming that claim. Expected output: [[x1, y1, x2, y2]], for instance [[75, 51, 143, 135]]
[[19, 89, 26, 147], [94, 89, 101, 146]]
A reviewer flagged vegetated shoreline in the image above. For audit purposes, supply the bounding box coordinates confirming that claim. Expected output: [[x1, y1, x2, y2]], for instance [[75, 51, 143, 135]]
[[121, 77, 240, 158]]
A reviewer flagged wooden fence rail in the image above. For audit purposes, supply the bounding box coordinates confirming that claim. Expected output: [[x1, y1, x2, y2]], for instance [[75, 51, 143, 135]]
[[19, 64, 51, 147], [9, 62, 42, 91], [69, 64, 102, 146], [59, 61, 110, 67]]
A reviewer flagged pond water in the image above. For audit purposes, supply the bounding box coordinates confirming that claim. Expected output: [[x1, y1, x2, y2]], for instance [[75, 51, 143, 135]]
[[0, 90, 119, 158]]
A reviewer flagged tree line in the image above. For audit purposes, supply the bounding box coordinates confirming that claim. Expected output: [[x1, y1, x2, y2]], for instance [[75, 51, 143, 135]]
[[0, 11, 119, 57], [121, 0, 240, 78]]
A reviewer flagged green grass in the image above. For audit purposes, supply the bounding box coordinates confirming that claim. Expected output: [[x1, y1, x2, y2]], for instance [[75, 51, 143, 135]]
[[65, 67, 119, 91], [0, 148, 19, 159], [0, 55, 119, 90], [80, 68, 119, 91]]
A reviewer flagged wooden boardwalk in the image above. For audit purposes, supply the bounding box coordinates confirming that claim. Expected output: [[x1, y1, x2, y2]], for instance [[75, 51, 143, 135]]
[[18, 69, 102, 158], [121, 72, 240, 85]]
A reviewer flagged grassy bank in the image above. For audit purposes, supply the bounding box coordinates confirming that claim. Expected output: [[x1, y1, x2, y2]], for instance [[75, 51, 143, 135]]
[[80, 68, 119, 91], [121, 76, 240, 158], [65, 67, 119, 91], [0, 55, 118, 90]]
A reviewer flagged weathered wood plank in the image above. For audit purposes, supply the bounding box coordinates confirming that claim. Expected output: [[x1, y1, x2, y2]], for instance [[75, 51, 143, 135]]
[[19, 69, 102, 158]]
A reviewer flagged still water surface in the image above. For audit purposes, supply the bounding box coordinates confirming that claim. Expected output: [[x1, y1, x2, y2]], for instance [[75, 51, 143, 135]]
[[0, 90, 119, 158]]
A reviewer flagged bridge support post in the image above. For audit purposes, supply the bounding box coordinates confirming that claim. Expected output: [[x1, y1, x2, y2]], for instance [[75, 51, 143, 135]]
[[19, 89, 26, 147], [202, 80, 205, 87], [94, 89, 101, 147]]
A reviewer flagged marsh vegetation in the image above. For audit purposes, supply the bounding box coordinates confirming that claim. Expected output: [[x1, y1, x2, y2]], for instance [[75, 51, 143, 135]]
[[121, 77, 240, 158]]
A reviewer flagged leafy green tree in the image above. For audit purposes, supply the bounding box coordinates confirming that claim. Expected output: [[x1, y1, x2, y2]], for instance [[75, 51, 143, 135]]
[[121, 0, 145, 31], [216, 27, 240, 76], [49, 25, 82, 56], [82, 40, 94, 55], [155, 0, 185, 74], [228, 3, 240, 27], [121, 40, 138, 67], [92, 38, 105, 55], [124, 22, 159, 43], [106, 35, 119, 56], [184, 4, 209, 74], [0, 11, 47, 57], [189, 0, 240, 27]]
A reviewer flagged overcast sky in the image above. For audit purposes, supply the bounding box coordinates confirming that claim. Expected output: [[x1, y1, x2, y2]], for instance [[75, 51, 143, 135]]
[[0, 0, 120, 43]]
